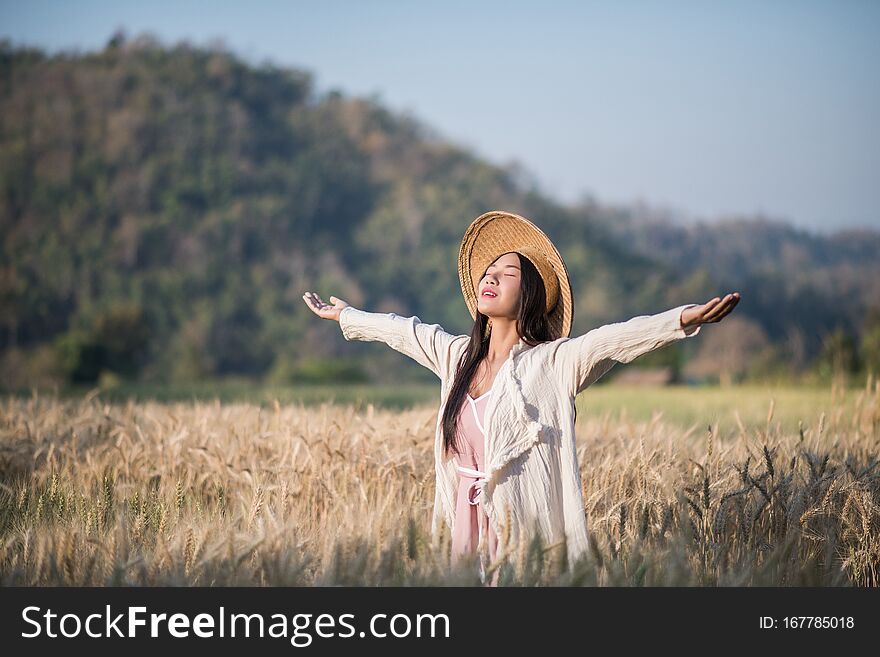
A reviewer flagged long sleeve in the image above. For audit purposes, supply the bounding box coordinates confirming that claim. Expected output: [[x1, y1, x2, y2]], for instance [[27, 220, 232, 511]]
[[551, 303, 702, 397], [338, 306, 466, 381]]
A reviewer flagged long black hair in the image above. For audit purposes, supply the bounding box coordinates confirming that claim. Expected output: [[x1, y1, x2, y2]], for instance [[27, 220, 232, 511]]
[[442, 251, 558, 459]]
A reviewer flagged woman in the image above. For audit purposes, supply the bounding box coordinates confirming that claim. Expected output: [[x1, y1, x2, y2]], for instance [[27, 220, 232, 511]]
[[303, 210, 740, 585]]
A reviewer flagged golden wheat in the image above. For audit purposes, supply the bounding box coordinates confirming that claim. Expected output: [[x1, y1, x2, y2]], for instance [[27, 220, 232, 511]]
[[0, 383, 878, 586]]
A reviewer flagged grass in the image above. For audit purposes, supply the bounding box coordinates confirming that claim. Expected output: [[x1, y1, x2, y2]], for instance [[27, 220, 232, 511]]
[[4, 379, 443, 410], [0, 376, 877, 586]]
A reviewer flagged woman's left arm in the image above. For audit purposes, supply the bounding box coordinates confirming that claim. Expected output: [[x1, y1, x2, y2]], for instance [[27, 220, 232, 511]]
[[551, 293, 740, 397]]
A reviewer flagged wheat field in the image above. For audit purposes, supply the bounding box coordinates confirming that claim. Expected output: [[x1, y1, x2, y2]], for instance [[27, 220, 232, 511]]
[[1, 378, 878, 586]]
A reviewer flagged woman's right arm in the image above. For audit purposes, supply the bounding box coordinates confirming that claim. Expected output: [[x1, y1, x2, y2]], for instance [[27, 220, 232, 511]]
[[302, 291, 465, 381]]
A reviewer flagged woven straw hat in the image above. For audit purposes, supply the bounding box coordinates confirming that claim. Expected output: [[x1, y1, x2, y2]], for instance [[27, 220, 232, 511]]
[[458, 210, 574, 338]]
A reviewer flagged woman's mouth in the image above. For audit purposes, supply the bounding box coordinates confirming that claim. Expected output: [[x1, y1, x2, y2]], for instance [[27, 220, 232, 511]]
[[481, 290, 497, 299]]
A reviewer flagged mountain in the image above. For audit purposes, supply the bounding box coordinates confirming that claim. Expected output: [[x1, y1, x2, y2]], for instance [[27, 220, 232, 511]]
[[602, 213, 880, 351], [1, 32, 877, 388]]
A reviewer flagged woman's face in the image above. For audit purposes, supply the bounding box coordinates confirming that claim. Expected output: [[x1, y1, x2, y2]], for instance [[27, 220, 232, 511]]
[[476, 252, 522, 319]]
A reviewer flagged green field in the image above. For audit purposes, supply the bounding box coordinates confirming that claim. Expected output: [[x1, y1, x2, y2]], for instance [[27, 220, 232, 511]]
[[11, 379, 868, 435]]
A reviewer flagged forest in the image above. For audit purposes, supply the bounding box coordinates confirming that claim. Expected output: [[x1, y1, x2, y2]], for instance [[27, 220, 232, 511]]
[[1, 32, 878, 391]]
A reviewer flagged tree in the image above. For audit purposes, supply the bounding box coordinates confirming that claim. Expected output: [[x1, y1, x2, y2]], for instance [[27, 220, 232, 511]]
[[817, 326, 859, 383], [682, 315, 775, 385], [859, 306, 880, 377]]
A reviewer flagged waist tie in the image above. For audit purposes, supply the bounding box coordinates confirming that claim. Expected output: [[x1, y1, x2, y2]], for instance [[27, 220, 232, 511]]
[[456, 464, 490, 584]]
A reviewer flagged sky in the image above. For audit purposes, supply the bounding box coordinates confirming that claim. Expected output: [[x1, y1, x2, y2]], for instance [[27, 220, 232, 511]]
[[2, 0, 878, 235]]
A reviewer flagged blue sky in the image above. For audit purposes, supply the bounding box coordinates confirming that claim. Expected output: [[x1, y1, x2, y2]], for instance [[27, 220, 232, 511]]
[[2, 0, 878, 234]]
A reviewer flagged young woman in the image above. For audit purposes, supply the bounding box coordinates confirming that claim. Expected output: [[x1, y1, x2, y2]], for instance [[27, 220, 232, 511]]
[[303, 210, 740, 585]]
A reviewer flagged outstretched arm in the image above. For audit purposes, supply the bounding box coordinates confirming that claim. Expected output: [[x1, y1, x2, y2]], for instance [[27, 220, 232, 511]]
[[549, 293, 740, 397], [302, 291, 464, 381], [339, 306, 465, 380]]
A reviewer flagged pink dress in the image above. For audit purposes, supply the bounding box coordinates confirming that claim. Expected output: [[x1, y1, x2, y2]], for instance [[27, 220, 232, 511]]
[[451, 390, 500, 585]]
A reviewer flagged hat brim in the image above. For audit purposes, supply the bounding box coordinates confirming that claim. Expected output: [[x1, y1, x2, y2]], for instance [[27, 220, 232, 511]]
[[458, 210, 574, 339]]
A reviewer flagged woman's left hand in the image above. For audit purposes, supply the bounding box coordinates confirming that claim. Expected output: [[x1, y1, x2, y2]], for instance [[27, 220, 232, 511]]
[[681, 292, 741, 329]]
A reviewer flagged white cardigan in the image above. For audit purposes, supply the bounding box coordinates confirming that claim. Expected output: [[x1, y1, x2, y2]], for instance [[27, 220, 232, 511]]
[[338, 303, 701, 570]]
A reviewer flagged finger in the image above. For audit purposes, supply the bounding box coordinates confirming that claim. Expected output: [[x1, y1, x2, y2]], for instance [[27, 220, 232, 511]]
[[695, 297, 722, 321], [702, 295, 732, 321], [720, 293, 741, 311], [703, 296, 724, 311], [709, 302, 736, 323], [718, 295, 740, 318], [304, 292, 325, 311], [703, 294, 738, 321]]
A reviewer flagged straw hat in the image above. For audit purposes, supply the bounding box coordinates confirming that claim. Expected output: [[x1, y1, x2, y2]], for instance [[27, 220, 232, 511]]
[[458, 210, 574, 338]]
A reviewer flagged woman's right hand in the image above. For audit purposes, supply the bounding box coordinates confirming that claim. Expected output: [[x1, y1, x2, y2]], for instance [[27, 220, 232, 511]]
[[302, 291, 349, 322]]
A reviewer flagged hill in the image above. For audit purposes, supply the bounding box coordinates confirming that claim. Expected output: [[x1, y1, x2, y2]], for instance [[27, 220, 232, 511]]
[[1, 32, 877, 388]]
